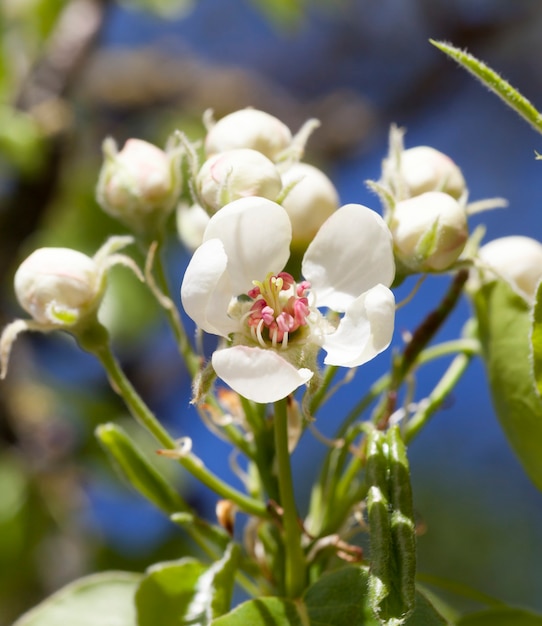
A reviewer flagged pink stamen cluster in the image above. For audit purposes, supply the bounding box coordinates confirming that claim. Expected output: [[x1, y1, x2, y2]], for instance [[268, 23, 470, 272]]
[[246, 272, 310, 348]]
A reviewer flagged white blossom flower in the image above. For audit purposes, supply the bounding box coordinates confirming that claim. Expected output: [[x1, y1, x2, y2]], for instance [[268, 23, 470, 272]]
[[476, 235, 542, 302], [181, 197, 395, 403], [1, 237, 140, 378]]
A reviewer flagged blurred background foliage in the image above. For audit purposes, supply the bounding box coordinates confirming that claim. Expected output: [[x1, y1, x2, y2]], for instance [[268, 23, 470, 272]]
[[1, 0, 542, 624]]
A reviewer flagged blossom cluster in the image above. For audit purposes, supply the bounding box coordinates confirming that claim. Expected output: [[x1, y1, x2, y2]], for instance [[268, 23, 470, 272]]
[[3, 107, 542, 404]]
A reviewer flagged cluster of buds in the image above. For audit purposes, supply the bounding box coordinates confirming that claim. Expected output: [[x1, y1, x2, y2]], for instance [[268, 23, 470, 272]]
[[376, 125, 469, 276], [177, 108, 339, 253]]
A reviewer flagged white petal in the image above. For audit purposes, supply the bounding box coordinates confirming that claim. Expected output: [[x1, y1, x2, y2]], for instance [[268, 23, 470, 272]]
[[322, 284, 395, 367], [212, 346, 313, 404], [180, 239, 238, 336], [203, 197, 292, 295], [302, 204, 395, 312]]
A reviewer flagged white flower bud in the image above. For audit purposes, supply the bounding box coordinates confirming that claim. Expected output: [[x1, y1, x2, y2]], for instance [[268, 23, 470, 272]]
[[14, 248, 104, 326], [96, 137, 182, 233], [176, 203, 210, 251], [196, 148, 282, 213], [280, 162, 339, 248], [390, 191, 468, 272], [477, 236, 542, 301], [398, 146, 466, 200], [205, 108, 292, 161]]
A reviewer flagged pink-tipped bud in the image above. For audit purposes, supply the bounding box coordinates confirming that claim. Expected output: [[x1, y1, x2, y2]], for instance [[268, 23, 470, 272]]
[[196, 148, 282, 213], [96, 137, 182, 234]]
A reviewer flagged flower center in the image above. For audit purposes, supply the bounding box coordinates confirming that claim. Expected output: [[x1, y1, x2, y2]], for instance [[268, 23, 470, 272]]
[[245, 272, 311, 349]]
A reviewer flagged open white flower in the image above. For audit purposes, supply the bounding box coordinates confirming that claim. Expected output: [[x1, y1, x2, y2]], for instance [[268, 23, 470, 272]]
[[181, 197, 395, 403]]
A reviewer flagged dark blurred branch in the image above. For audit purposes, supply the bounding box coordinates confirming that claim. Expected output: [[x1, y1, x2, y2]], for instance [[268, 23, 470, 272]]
[[0, 0, 111, 441], [1, 0, 111, 281]]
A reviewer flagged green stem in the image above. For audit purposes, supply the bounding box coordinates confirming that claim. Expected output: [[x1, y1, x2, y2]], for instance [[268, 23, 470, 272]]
[[310, 336, 479, 537], [152, 235, 199, 377], [274, 398, 306, 598], [375, 269, 469, 428], [404, 351, 473, 443], [93, 342, 269, 518], [308, 365, 339, 415]]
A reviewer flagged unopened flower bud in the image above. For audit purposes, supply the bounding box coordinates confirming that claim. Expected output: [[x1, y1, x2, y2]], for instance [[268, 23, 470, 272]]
[[96, 137, 182, 234], [398, 146, 466, 200], [176, 202, 210, 251], [15, 248, 104, 326], [1, 238, 139, 378], [280, 162, 339, 249], [477, 236, 542, 301], [205, 108, 292, 161], [196, 148, 282, 213], [390, 191, 468, 272]]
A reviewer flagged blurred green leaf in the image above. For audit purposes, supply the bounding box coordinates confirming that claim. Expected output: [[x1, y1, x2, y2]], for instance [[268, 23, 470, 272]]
[[457, 607, 542, 625], [248, 0, 304, 24], [136, 544, 240, 625], [210, 597, 304, 626], [0, 107, 44, 172], [430, 40, 542, 136], [118, 0, 195, 19], [12, 571, 141, 626], [474, 280, 542, 491]]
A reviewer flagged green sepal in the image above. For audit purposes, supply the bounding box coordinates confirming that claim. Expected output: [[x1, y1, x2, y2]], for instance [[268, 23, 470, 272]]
[[387, 427, 416, 618], [136, 543, 240, 626], [430, 40, 542, 136], [96, 422, 190, 515], [474, 280, 542, 491]]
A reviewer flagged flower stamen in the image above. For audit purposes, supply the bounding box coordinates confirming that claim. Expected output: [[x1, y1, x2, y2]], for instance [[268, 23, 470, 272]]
[[246, 272, 311, 349]]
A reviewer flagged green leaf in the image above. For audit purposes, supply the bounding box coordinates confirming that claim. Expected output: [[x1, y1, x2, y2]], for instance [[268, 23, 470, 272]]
[[405, 590, 450, 626], [430, 40, 542, 136], [473, 280, 542, 490], [96, 422, 190, 515], [136, 544, 240, 626], [531, 281, 542, 396], [210, 597, 305, 626], [211, 568, 447, 626], [457, 607, 542, 626], [304, 567, 377, 625], [13, 572, 141, 626]]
